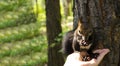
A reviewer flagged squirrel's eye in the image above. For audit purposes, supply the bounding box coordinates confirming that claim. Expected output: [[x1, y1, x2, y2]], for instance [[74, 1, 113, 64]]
[[88, 34, 93, 41], [77, 36, 82, 40], [78, 30, 82, 34]]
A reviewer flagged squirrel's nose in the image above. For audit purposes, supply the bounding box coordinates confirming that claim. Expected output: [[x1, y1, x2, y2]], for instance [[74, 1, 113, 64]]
[[81, 40, 88, 46]]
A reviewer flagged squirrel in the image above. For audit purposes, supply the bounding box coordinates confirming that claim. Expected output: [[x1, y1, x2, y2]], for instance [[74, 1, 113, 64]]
[[62, 20, 99, 61]]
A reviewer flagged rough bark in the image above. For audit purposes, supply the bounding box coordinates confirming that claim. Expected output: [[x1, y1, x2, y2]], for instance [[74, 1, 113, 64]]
[[73, 0, 120, 66], [45, 0, 64, 66]]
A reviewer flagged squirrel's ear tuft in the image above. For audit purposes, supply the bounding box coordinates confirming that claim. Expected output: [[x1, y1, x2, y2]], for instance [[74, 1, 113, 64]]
[[77, 20, 82, 30], [78, 20, 81, 26]]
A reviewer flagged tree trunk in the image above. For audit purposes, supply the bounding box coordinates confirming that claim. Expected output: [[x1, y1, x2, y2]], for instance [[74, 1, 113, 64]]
[[73, 0, 120, 66], [45, 0, 64, 66]]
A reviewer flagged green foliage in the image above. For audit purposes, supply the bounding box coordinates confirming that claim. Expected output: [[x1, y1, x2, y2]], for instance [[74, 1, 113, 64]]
[[0, 12, 37, 29], [60, 0, 73, 19], [0, 35, 47, 66], [0, 0, 37, 29], [33, 0, 46, 22], [0, 0, 73, 66], [0, 0, 30, 12], [0, 0, 47, 66], [0, 22, 47, 65], [0, 20, 16, 29], [0, 23, 41, 43]]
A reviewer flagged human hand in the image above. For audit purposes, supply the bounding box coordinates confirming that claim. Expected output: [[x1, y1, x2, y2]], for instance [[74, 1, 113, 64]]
[[64, 49, 110, 66]]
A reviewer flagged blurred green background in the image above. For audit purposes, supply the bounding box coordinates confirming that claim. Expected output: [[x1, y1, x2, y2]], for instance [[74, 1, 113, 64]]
[[0, 0, 73, 66]]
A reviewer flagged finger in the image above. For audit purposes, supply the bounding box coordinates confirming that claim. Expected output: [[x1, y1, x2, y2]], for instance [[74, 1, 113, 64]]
[[96, 49, 110, 64], [100, 49, 110, 55], [93, 49, 110, 54], [93, 49, 103, 53]]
